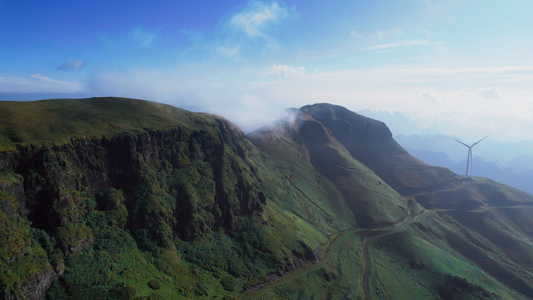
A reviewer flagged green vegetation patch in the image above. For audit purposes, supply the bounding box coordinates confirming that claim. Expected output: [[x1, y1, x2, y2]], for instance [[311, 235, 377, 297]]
[[371, 221, 523, 299], [0, 211, 54, 299], [0, 97, 218, 150]]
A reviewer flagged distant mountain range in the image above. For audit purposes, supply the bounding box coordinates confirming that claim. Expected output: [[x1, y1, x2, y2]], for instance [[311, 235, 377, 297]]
[[396, 135, 533, 195], [359, 109, 533, 195], [1, 98, 533, 299]]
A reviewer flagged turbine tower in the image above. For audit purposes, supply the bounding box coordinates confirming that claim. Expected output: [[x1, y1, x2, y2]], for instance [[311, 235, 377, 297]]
[[453, 136, 487, 178]]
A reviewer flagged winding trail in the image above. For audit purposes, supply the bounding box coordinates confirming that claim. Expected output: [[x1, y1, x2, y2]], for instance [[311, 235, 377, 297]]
[[239, 204, 533, 300], [241, 145, 533, 299], [241, 224, 362, 299], [361, 209, 435, 300], [360, 204, 533, 300], [240, 203, 416, 299]]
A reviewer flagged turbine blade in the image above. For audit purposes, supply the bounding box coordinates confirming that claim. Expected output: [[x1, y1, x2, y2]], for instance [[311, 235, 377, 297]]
[[466, 152, 470, 177], [453, 138, 470, 148], [471, 136, 488, 147]]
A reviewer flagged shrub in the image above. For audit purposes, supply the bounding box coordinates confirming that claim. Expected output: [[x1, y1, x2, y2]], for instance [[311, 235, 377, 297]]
[[220, 275, 236, 291], [147, 279, 161, 290], [0, 211, 31, 264], [109, 283, 137, 300], [96, 188, 124, 210], [108, 204, 128, 227], [57, 223, 94, 254], [0, 190, 19, 214], [64, 249, 115, 287]]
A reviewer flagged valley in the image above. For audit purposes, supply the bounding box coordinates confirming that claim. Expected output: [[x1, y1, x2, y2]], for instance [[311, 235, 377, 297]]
[[242, 191, 533, 299]]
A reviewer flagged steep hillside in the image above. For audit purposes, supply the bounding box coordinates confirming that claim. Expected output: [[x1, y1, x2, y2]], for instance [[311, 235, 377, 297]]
[[2, 98, 533, 299], [249, 105, 409, 228], [297, 104, 456, 195], [248, 103, 533, 299], [0, 98, 331, 299]]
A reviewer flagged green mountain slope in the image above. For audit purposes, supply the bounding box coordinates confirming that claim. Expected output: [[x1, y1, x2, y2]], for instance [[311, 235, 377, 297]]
[[297, 103, 456, 195], [0, 97, 212, 151], [1, 98, 533, 299], [249, 105, 409, 228], [248, 103, 533, 299]]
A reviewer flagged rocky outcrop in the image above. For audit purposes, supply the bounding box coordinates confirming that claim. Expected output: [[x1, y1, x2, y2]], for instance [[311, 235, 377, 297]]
[[2, 118, 263, 235], [0, 114, 265, 298]]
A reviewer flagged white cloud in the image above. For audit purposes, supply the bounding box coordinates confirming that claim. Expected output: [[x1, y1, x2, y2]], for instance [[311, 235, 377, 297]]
[[85, 67, 289, 132], [480, 87, 500, 99], [229, 1, 289, 40], [80, 65, 533, 141], [57, 58, 85, 71], [365, 40, 438, 50], [414, 89, 439, 104], [0, 74, 83, 93], [131, 27, 158, 47], [372, 28, 405, 39], [216, 46, 241, 60], [350, 29, 362, 38], [266, 64, 305, 79]]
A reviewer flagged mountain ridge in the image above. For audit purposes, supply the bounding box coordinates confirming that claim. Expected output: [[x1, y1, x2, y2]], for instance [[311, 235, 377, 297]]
[[1, 97, 533, 299]]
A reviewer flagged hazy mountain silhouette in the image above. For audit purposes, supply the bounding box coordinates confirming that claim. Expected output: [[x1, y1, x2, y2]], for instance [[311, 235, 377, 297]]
[[398, 135, 533, 194]]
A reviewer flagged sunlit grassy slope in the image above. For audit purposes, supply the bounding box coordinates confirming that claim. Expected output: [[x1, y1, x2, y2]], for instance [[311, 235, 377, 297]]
[[248, 103, 533, 299], [249, 117, 408, 229], [0, 97, 216, 150]]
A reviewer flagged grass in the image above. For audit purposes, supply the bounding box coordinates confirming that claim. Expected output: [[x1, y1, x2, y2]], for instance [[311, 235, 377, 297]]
[[243, 230, 365, 300], [0, 97, 218, 151], [371, 216, 525, 299]]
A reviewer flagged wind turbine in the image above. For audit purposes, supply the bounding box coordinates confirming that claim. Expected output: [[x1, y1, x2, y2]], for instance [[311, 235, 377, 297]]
[[453, 136, 487, 178]]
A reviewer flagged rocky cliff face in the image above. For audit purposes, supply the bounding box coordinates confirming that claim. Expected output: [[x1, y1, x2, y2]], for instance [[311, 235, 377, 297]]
[[3, 119, 263, 237], [0, 100, 268, 299]]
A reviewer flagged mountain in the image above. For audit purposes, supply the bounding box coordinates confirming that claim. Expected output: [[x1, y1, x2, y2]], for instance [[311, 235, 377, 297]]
[[1, 98, 533, 299], [396, 134, 533, 195], [359, 110, 533, 195]]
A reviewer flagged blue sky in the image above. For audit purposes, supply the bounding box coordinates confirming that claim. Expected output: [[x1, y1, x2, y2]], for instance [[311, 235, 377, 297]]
[[1, 0, 533, 142]]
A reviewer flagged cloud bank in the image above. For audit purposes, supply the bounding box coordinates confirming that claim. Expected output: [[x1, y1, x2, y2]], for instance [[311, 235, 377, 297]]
[[80, 65, 533, 141]]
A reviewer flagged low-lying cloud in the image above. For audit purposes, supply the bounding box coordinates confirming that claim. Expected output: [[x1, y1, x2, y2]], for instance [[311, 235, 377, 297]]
[[4, 64, 533, 142], [81, 65, 533, 141]]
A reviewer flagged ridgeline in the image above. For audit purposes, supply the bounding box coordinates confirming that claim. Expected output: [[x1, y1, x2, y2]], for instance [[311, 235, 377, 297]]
[[1, 98, 533, 299]]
